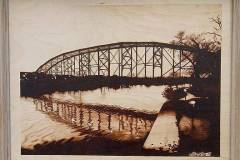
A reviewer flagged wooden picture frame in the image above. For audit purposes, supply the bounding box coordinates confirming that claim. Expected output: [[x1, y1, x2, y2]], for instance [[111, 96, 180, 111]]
[[0, 0, 239, 159]]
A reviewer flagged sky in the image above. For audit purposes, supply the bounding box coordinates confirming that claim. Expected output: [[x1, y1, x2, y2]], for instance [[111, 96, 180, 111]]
[[9, 1, 221, 72]]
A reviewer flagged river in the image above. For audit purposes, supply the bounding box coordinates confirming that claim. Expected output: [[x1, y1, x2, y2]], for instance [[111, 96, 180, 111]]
[[21, 84, 219, 156]]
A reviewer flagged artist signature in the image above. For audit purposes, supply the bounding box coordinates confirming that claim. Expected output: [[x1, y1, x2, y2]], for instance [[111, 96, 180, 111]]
[[189, 152, 212, 157]]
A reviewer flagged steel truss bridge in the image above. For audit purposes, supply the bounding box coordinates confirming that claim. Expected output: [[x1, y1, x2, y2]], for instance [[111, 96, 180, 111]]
[[36, 42, 211, 78]]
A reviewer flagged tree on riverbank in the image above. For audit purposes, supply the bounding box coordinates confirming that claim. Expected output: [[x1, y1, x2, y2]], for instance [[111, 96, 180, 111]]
[[171, 15, 221, 79]]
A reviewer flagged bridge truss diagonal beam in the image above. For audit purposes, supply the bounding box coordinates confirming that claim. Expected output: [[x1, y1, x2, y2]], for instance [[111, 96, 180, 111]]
[[36, 42, 216, 78]]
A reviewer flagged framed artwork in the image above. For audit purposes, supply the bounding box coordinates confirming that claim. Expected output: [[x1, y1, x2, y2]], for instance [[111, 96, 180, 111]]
[[0, 0, 239, 159]]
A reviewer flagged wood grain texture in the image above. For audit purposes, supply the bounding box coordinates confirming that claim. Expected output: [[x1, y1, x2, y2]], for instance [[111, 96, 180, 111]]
[[231, 0, 240, 159], [0, 0, 10, 160]]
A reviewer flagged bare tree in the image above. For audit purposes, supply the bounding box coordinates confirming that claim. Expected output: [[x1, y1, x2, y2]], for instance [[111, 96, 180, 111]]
[[208, 15, 222, 36], [171, 15, 222, 79], [171, 15, 222, 52]]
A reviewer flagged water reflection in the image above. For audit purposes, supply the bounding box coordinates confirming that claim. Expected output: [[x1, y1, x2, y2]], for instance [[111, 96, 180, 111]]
[[33, 97, 155, 141], [21, 84, 219, 155]]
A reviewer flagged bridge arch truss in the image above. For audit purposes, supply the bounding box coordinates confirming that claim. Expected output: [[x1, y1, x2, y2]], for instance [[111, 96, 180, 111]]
[[36, 42, 204, 78]]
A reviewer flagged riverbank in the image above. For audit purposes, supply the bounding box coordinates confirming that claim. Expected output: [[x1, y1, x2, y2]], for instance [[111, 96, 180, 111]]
[[20, 72, 218, 98]]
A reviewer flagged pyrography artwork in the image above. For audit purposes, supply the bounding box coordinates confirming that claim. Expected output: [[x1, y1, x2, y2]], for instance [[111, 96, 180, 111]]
[[14, 1, 224, 157]]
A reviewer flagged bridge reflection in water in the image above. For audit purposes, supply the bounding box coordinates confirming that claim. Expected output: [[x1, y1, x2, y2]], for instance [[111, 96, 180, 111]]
[[33, 98, 155, 141]]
